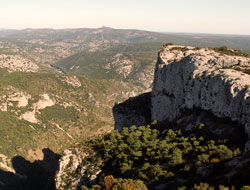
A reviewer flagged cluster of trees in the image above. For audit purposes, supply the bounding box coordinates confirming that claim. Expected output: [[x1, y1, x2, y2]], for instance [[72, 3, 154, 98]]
[[78, 122, 250, 189], [99, 126, 236, 183], [81, 175, 148, 190]]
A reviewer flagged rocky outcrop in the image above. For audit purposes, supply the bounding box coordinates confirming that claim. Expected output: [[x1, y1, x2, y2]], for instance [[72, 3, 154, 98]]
[[55, 148, 87, 190], [20, 94, 55, 123], [151, 45, 250, 148], [55, 148, 101, 190], [0, 88, 31, 111]]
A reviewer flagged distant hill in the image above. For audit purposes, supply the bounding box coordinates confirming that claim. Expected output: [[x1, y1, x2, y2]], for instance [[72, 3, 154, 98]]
[[55, 42, 161, 89], [0, 27, 249, 51]]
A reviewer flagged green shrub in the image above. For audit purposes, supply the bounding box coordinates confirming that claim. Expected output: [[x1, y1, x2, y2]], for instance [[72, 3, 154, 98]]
[[84, 175, 148, 190], [211, 46, 250, 57], [86, 124, 241, 188]]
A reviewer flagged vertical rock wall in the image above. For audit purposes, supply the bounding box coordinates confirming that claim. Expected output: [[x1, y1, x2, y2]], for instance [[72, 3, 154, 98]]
[[151, 45, 250, 148]]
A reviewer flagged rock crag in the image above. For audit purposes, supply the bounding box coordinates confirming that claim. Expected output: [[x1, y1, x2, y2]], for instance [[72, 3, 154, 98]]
[[151, 45, 250, 147]]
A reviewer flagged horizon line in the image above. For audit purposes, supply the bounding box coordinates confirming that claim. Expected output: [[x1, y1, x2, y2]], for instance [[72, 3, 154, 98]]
[[1, 26, 250, 37]]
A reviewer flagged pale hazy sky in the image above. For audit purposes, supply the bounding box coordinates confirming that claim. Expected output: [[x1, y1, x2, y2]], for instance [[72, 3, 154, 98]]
[[0, 0, 250, 35]]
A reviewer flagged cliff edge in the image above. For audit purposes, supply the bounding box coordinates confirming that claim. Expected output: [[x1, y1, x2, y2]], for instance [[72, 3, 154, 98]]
[[152, 45, 250, 148]]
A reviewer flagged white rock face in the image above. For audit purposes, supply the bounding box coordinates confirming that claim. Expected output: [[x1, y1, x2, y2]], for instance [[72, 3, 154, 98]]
[[55, 149, 87, 190], [55, 148, 101, 190], [7, 91, 31, 107], [20, 94, 55, 123], [0, 88, 31, 111], [33, 94, 54, 111], [0, 154, 15, 173], [151, 45, 250, 148]]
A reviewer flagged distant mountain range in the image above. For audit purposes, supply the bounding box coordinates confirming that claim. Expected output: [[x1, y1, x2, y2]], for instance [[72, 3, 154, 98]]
[[0, 27, 250, 51]]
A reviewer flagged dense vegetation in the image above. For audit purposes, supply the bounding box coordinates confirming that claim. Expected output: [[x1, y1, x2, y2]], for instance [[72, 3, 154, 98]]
[[80, 122, 250, 190], [81, 175, 148, 190]]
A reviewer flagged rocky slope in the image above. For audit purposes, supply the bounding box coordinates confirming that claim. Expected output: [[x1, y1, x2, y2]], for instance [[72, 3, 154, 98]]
[[151, 45, 250, 148]]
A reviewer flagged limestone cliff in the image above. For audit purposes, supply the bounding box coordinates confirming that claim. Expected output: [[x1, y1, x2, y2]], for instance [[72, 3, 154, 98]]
[[151, 45, 250, 148]]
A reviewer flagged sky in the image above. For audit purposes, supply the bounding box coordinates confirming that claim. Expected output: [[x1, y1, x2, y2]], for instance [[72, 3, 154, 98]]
[[0, 0, 250, 35]]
